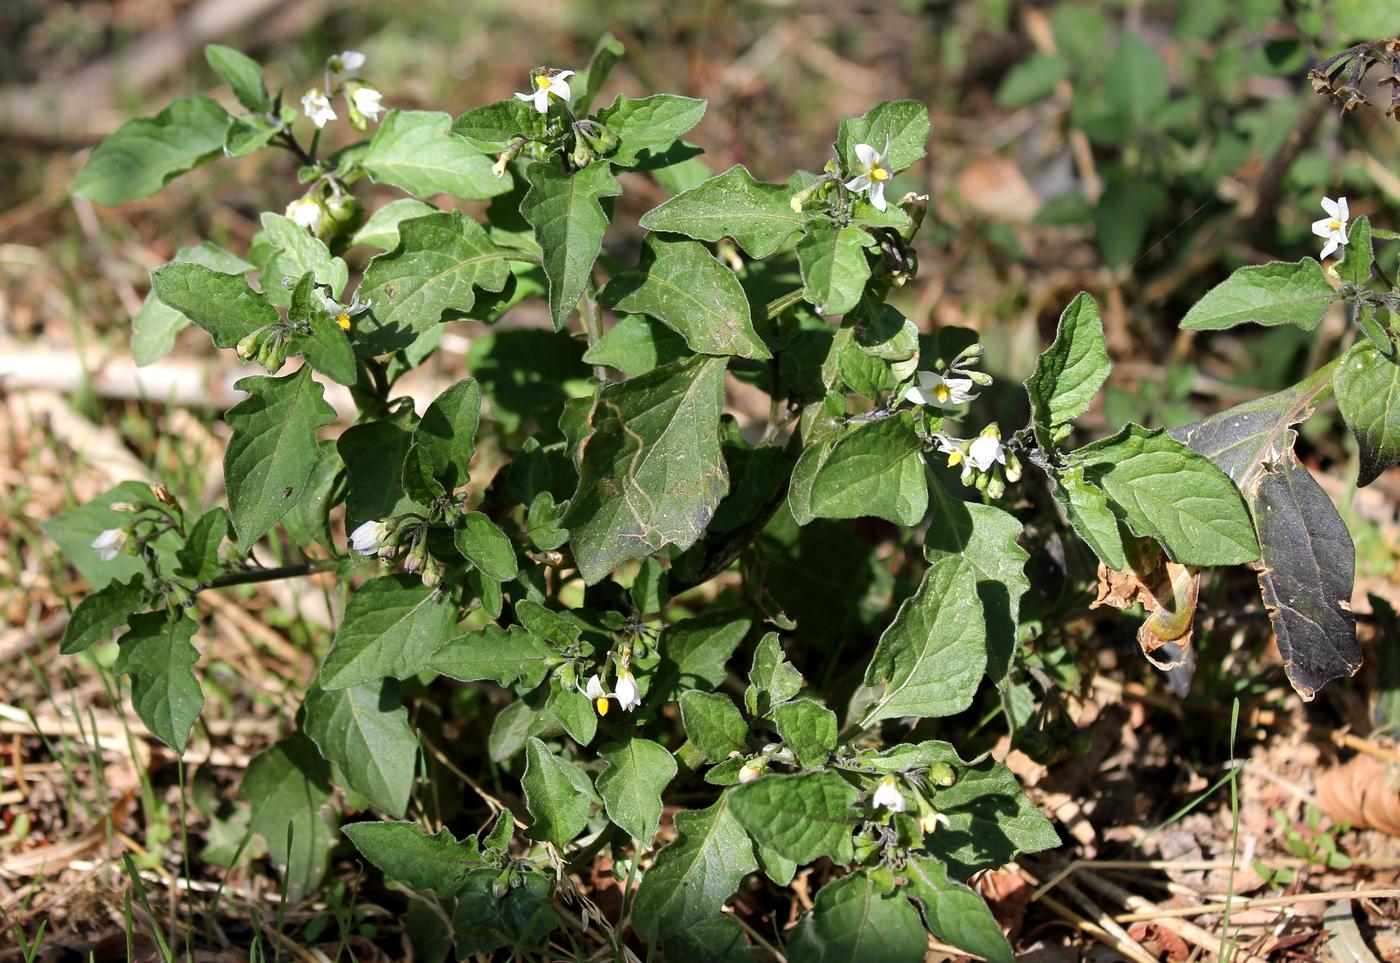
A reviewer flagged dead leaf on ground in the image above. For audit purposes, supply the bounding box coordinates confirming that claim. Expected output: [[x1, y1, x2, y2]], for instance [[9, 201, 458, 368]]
[[1317, 753, 1400, 836]]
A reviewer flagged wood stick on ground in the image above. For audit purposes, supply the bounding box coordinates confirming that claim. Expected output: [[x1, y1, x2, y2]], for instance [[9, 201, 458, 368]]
[[1037, 892, 1160, 963], [1113, 887, 1400, 924], [1076, 866, 1270, 963]]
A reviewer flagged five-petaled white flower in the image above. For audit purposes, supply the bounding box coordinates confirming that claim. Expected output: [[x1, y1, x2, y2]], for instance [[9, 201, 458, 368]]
[[614, 668, 641, 712], [1312, 196, 1350, 260], [934, 433, 966, 468], [350, 519, 389, 556], [515, 68, 573, 114], [907, 370, 978, 408], [844, 136, 894, 212], [968, 427, 1007, 472], [91, 527, 128, 562], [301, 88, 337, 128], [286, 196, 324, 232], [323, 294, 371, 331], [332, 50, 366, 72], [351, 86, 384, 122], [872, 774, 906, 813]]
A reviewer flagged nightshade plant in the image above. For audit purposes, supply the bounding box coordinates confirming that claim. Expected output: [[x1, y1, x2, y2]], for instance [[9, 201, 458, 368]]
[[52, 33, 1389, 960]]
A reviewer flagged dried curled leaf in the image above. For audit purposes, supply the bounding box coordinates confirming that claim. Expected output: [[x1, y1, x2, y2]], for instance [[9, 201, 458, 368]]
[[1091, 537, 1199, 673], [1316, 753, 1400, 836]]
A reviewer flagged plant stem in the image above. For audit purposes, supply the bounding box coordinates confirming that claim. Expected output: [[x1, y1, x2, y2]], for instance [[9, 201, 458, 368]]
[[204, 559, 340, 591], [762, 288, 807, 322], [580, 279, 607, 383]]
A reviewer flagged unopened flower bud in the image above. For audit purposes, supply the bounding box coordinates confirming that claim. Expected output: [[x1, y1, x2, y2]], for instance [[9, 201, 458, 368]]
[[986, 475, 1006, 500], [929, 762, 956, 788], [739, 760, 764, 784], [1004, 453, 1022, 484], [152, 483, 176, 506]]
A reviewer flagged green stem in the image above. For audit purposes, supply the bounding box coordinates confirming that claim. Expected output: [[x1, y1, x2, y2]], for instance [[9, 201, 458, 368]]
[[580, 279, 607, 383], [762, 288, 807, 322], [204, 559, 340, 591]]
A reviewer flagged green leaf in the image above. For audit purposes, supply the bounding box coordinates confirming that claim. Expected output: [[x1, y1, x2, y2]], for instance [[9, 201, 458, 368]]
[[902, 858, 1013, 963], [342, 821, 479, 897], [522, 737, 593, 848], [680, 690, 748, 762], [454, 513, 518, 581], [62, 575, 145, 655], [835, 100, 931, 174], [1069, 425, 1260, 565], [650, 609, 754, 704], [662, 915, 755, 963], [1338, 215, 1374, 288], [639, 164, 804, 258], [596, 737, 677, 842], [350, 198, 438, 250], [357, 212, 515, 355], [546, 683, 597, 746], [791, 413, 928, 527], [133, 242, 254, 365], [319, 575, 457, 690], [1025, 292, 1110, 440], [917, 745, 1059, 878], [304, 680, 417, 817], [861, 556, 986, 725], [598, 94, 707, 167], [1334, 341, 1400, 486], [632, 794, 758, 943], [997, 53, 1069, 108], [256, 212, 349, 307], [42, 482, 179, 590], [73, 95, 230, 205], [797, 220, 874, 316], [413, 377, 481, 491], [574, 33, 626, 115], [115, 612, 203, 752], [205, 44, 269, 112], [1106, 34, 1168, 128], [1179, 259, 1335, 331], [240, 732, 336, 900], [282, 438, 343, 552], [223, 366, 337, 553], [521, 161, 622, 330], [1052, 470, 1127, 569], [731, 771, 856, 866], [744, 633, 804, 718], [602, 235, 770, 359], [564, 355, 730, 584], [362, 110, 513, 200], [450, 98, 545, 153], [773, 700, 839, 767], [925, 498, 1029, 683], [149, 262, 278, 350], [430, 624, 556, 690], [338, 406, 421, 533], [287, 272, 357, 386], [175, 507, 229, 583], [584, 314, 689, 375], [788, 873, 928, 963]]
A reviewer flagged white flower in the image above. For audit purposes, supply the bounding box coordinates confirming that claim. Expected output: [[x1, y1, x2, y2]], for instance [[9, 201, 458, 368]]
[[1312, 196, 1350, 260], [614, 669, 641, 712], [872, 775, 906, 813], [350, 519, 389, 555], [906, 370, 978, 408], [91, 527, 128, 562], [739, 760, 764, 784], [844, 136, 894, 212], [333, 50, 366, 72], [919, 809, 949, 834], [351, 86, 383, 122], [515, 68, 573, 114], [584, 674, 607, 700], [286, 196, 324, 233], [301, 88, 337, 128], [967, 432, 1007, 472]]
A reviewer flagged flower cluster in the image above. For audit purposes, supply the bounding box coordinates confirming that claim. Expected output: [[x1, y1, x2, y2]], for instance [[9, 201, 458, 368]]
[[868, 770, 954, 837], [301, 50, 383, 131], [584, 667, 641, 715]]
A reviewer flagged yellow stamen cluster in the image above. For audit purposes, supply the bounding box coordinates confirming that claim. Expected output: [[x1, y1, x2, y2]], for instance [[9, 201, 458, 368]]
[[535, 74, 552, 90], [946, 449, 964, 468], [934, 383, 951, 403], [1329, 219, 1342, 231], [870, 165, 890, 181], [336, 313, 352, 331], [595, 697, 610, 716]]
